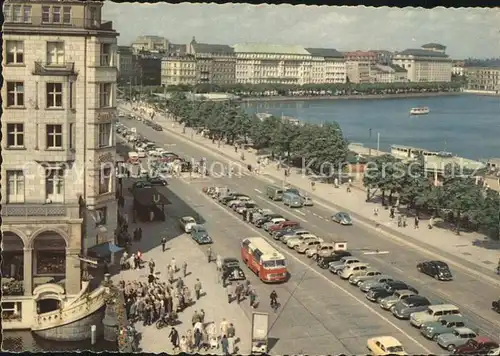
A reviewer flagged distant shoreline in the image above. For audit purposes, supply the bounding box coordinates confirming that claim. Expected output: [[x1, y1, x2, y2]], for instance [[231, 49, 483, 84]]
[[238, 91, 464, 102]]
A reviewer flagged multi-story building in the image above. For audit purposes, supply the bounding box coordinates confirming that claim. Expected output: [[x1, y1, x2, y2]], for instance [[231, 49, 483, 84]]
[[346, 61, 371, 83], [452, 61, 466, 76], [344, 50, 377, 63], [371, 64, 408, 83], [370, 50, 394, 65], [136, 54, 162, 86], [131, 35, 168, 53], [306, 48, 346, 84], [233, 43, 312, 85], [187, 37, 235, 85], [161, 52, 197, 87], [117, 45, 138, 85], [392, 43, 453, 82], [466, 66, 500, 92], [2, 0, 118, 328]]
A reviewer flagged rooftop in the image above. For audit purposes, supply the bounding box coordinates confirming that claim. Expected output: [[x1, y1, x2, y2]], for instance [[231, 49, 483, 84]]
[[396, 49, 449, 58], [421, 43, 447, 50], [193, 43, 234, 54], [233, 43, 310, 55], [306, 48, 344, 58]]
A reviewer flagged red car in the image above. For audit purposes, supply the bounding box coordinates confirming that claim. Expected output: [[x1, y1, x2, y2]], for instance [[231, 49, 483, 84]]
[[453, 337, 499, 354], [269, 221, 300, 234]]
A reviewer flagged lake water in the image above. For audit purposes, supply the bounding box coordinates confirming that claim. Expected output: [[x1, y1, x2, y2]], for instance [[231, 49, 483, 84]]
[[243, 95, 500, 160]]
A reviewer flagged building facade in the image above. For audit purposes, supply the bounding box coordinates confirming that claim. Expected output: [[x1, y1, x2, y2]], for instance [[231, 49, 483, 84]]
[[392, 44, 452, 82], [131, 35, 168, 53], [371, 64, 408, 83], [136, 54, 162, 86], [2, 0, 118, 326], [466, 67, 500, 92], [346, 61, 371, 83], [117, 45, 138, 85], [161, 52, 197, 87], [452, 61, 466, 76], [306, 48, 346, 84], [344, 50, 377, 63]]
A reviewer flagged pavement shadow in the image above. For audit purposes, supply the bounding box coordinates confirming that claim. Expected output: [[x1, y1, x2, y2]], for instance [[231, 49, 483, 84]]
[[268, 337, 280, 352], [472, 238, 500, 250]]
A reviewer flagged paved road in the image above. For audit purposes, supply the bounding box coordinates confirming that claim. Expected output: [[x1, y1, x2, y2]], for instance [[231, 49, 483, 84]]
[[117, 117, 500, 352]]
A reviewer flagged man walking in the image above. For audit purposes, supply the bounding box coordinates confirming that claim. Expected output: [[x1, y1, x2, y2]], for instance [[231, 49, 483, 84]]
[[226, 282, 233, 304], [161, 237, 167, 252], [207, 247, 212, 263], [182, 261, 188, 277], [194, 279, 202, 300], [235, 282, 242, 304]]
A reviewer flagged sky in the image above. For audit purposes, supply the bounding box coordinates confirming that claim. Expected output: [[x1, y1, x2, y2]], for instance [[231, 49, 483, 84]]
[[102, 3, 500, 59]]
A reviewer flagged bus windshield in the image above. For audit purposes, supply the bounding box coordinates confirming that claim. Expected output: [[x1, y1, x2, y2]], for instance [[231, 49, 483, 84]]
[[262, 259, 286, 268]]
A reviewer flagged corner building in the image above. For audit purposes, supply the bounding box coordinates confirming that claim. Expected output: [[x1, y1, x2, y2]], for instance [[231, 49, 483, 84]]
[[2, 0, 118, 328]]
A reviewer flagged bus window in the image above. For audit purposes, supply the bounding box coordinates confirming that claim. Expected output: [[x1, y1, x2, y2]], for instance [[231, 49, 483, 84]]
[[263, 260, 276, 268], [275, 259, 286, 267]]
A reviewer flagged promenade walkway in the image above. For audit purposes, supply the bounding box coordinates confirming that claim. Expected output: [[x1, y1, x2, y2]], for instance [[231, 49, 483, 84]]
[[120, 102, 500, 273]]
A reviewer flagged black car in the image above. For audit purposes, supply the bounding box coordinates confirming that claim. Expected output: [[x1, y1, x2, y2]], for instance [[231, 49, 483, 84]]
[[317, 251, 352, 269], [274, 227, 301, 239], [220, 194, 244, 205], [383, 280, 418, 294], [153, 124, 163, 131], [179, 159, 192, 172], [493, 299, 500, 313], [254, 214, 283, 228], [147, 176, 167, 186], [222, 257, 240, 272], [417, 260, 453, 281], [366, 287, 393, 302]]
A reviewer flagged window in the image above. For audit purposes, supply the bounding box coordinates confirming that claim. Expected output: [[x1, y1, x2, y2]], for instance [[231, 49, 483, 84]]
[[12, 5, 21, 22], [63, 7, 71, 23], [99, 167, 112, 194], [4, 4, 11, 21], [47, 42, 64, 65], [7, 82, 24, 107], [23, 5, 31, 22], [42, 6, 50, 22], [6, 41, 24, 64], [46, 124, 63, 149], [100, 43, 111, 66], [69, 82, 74, 109], [2, 302, 22, 320], [98, 123, 113, 147], [7, 171, 25, 203], [46, 83, 63, 108], [69, 123, 75, 149], [99, 83, 112, 108], [52, 6, 61, 23], [45, 169, 64, 203], [6, 124, 24, 148], [95, 207, 107, 225]]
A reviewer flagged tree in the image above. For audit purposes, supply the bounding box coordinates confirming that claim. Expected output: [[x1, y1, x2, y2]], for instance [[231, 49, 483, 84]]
[[249, 115, 281, 149], [399, 157, 433, 215], [363, 154, 401, 205], [272, 121, 301, 163], [477, 189, 500, 240]]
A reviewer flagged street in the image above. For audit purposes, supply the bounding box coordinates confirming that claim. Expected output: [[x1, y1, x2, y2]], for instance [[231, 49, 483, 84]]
[[114, 112, 500, 353]]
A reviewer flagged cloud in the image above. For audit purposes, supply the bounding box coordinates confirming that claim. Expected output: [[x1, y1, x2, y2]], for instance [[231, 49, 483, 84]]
[[103, 3, 500, 58]]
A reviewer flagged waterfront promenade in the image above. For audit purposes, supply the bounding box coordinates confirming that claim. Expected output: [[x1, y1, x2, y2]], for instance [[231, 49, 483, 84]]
[[122, 102, 499, 277]]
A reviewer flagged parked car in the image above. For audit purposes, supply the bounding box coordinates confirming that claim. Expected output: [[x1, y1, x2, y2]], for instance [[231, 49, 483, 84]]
[[420, 315, 468, 340], [329, 257, 362, 274], [235, 201, 257, 214], [409, 304, 461, 327], [306, 241, 348, 260], [339, 263, 369, 280], [263, 217, 287, 232], [349, 269, 382, 286], [366, 286, 394, 302], [317, 251, 352, 269], [190, 225, 213, 245], [147, 175, 168, 186], [222, 257, 240, 271], [287, 234, 319, 249], [391, 295, 432, 320], [359, 275, 394, 292], [379, 290, 417, 310], [274, 227, 302, 240], [417, 260, 453, 281], [437, 327, 478, 351], [131, 180, 152, 189], [383, 280, 418, 295], [179, 216, 197, 233], [331, 211, 352, 225], [366, 336, 407, 356], [295, 238, 324, 253], [453, 337, 500, 355], [269, 220, 300, 235], [493, 299, 500, 313], [255, 214, 284, 228], [281, 230, 312, 243]]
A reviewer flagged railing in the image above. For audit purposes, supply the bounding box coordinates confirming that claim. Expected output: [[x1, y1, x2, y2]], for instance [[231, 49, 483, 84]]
[[4, 16, 114, 31], [2, 203, 77, 217], [32, 285, 106, 331]]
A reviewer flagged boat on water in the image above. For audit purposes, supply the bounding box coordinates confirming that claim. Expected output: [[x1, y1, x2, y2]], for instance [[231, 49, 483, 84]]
[[409, 107, 430, 115]]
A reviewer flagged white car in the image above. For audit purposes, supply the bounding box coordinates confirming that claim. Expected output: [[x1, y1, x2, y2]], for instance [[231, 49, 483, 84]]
[[281, 230, 311, 243], [287, 234, 318, 249], [263, 217, 286, 231], [137, 148, 147, 158], [295, 237, 324, 253], [179, 216, 197, 233]]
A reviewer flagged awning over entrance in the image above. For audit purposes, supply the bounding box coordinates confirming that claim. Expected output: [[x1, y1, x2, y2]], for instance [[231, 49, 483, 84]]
[[87, 242, 124, 259], [131, 187, 171, 206]]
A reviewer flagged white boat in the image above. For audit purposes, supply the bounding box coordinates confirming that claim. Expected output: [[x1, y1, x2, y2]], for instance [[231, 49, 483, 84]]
[[409, 107, 430, 115]]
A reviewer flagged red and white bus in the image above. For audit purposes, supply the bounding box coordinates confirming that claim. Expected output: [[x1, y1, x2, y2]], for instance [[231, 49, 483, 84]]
[[241, 237, 287, 283]]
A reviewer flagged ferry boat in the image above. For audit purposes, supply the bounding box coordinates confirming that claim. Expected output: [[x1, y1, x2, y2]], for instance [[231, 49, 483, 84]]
[[409, 107, 430, 115]]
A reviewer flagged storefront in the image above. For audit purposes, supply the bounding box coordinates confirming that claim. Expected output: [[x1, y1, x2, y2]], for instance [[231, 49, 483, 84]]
[[32, 232, 66, 289]]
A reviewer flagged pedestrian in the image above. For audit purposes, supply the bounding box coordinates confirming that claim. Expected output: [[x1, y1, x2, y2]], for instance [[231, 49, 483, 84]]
[[226, 282, 233, 304], [227, 323, 235, 338], [219, 318, 229, 338], [397, 214, 402, 227], [169, 327, 179, 350], [311, 181, 316, 191], [207, 247, 212, 263], [373, 207, 379, 216], [148, 258, 155, 274], [235, 282, 242, 304], [182, 261, 188, 277], [402, 215, 407, 228], [414, 215, 419, 229], [249, 289, 256, 308], [194, 279, 202, 300], [192, 310, 200, 327], [216, 254, 222, 272], [199, 309, 205, 323], [221, 335, 229, 355], [194, 327, 202, 351], [428, 216, 434, 229], [390, 206, 395, 219], [170, 257, 177, 272], [179, 335, 188, 353], [161, 237, 167, 252], [347, 182, 352, 193], [244, 280, 251, 296]]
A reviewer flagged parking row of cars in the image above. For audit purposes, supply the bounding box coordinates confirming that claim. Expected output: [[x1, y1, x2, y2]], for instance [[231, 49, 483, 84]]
[[202, 185, 500, 356]]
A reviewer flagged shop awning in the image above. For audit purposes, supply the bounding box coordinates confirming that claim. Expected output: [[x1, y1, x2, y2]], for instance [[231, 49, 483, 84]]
[[87, 242, 124, 258], [131, 186, 171, 206]]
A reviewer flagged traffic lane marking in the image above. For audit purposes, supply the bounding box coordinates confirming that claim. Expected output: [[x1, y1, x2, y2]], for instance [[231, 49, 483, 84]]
[[122, 109, 500, 286], [255, 195, 308, 223], [189, 182, 433, 354], [254, 188, 263, 194]]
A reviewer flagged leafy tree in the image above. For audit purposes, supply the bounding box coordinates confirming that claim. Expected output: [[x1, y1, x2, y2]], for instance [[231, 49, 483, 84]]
[[363, 154, 400, 205], [249, 115, 281, 149], [272, 121, 301, 163], [399, 157, 433, 215], [477, 189, 500, 240]]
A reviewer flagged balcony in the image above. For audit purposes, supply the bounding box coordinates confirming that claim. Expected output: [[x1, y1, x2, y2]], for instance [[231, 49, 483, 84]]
[[4, 16, 115, 32], [2, 203, 80, 220], [32, 62, 78, 77]]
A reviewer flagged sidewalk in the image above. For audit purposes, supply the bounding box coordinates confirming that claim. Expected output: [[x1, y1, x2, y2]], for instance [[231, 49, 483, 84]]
[[120, 102, 500, 272], [111, 173, 251, 354]]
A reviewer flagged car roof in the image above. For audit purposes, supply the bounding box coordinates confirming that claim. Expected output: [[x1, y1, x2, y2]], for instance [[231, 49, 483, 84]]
[[473, 336, 498, 345], [440, 315, 464, 322], [454, 327, 475, 334], [223, 257, 238, 262], [394, 289, 415, 296], [432, 261, 449, 267], [373, 336, 401, 346], [182, 216, 195, 221], [192, 224, 206, 230], [406, 295, 429, 302]]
